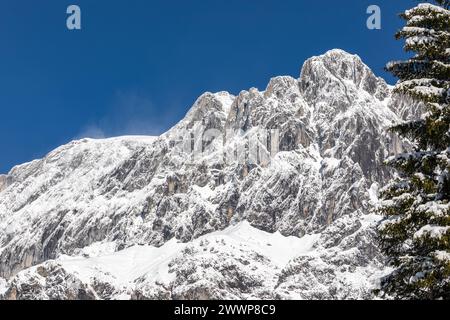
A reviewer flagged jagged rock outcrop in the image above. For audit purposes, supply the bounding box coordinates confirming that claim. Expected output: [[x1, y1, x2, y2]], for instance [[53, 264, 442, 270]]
[[0, 175, 9, 193], [0, 49, 418, 299]]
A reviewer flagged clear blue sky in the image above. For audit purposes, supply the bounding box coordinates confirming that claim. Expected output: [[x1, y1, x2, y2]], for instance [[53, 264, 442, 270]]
[[1, 0, 414, 173]]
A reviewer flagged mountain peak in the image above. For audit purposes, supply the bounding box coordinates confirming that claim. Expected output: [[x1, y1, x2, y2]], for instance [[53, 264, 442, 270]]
[[264, 76, 298, 99], [299, 49, 389, 103], [300, 49, 371, 84], [304, 49, 364, 67], [175, 91, 235, 132]]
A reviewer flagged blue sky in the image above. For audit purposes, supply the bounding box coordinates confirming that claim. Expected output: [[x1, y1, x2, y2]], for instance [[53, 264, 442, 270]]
[[0, 0, 414, 173]]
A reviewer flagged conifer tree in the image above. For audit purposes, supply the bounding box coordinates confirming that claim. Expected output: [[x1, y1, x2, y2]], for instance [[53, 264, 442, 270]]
[[378, 0, 450, 299]]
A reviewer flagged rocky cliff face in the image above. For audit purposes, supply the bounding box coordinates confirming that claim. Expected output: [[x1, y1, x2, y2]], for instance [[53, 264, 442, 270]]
[[0, 175, 9, 193], [0, 49, 415, 299]]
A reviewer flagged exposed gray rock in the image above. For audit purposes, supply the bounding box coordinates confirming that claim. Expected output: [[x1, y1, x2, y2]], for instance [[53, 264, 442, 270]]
[[0, 175, 10, 193], [1, 263, 96, 300]]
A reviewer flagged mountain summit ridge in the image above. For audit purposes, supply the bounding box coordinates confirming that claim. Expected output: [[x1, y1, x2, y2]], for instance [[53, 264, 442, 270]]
[[0, 49, 415, 299]]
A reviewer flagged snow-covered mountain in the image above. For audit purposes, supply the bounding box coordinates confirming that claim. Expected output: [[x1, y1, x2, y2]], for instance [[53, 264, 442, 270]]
[[0, 49, 416, 300]]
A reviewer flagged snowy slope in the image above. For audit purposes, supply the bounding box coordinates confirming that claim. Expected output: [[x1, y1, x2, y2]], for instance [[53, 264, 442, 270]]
[[1, 220, 383, 300], [70, 222, 317, 291], [0, 49, 416, 299]]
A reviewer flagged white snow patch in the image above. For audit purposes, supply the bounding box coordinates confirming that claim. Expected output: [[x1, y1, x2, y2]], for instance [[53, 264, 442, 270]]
[[60, 238, 182, 287], [192, 184, 215, 200], [75, 241, 118, 258], [57, 221, 319, 287], [368, 183, 379, 205], [414, 225, 449, 239], [0, 277, 7, 296], [87, 135, 158, 143], [214, 91, 235, 114], [212, 221, 320, 267], [434, 250, 450, 262], [322, 157, 340, 173]]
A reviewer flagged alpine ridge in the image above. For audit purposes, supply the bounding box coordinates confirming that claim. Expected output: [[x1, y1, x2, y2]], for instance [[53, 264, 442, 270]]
[[0, 49, 420, 300]]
